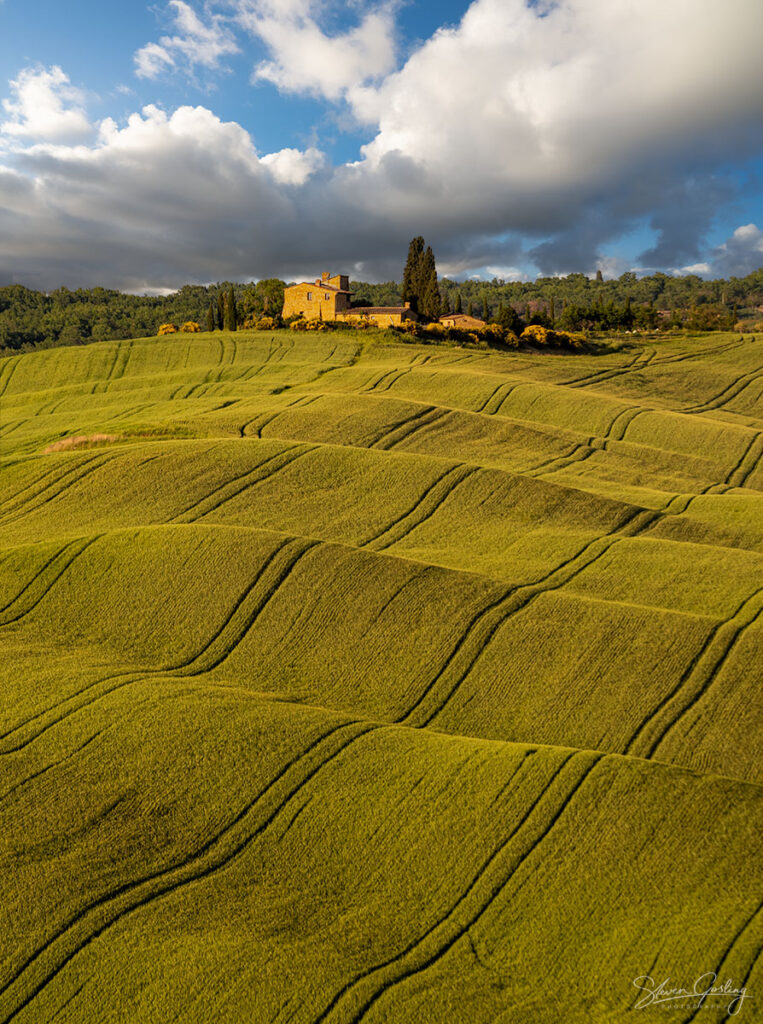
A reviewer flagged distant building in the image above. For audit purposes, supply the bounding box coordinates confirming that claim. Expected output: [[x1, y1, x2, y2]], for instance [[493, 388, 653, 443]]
[[439, 313, 486, 329], [283, 271, 419, 326], [341, 304, 418, 327], [282, 272, 353, 320]]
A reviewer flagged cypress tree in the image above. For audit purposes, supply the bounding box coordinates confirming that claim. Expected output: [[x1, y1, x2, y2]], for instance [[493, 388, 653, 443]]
[[418, 246, 438, 318], [402, 236, 425, 312], [481, 294, 489, 321], [225, 287, 237, 331], [216, 291, 225, 330], [596, 269, 604, 283], [467, 300, 474, 317], [454, 292, 462, 314], [206, 302, 215, 332], [549, 296, 555, 322], [440, 292, 450, 316]]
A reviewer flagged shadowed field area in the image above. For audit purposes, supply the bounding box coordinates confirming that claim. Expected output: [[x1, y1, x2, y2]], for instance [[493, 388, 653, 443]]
[[0, 329, 761, 1023]]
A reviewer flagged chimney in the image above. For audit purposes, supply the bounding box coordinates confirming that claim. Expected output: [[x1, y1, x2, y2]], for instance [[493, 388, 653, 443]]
[[315, 279, 321, 286], [403, 301, 411, 309], [321, 271, 330, 282]]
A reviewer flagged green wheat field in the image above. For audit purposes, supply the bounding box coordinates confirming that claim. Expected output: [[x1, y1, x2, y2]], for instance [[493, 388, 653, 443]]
[[0, 329, 761, 1023]]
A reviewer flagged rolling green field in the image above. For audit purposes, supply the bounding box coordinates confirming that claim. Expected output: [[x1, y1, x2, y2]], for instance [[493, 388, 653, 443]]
[[0, 329, 761, 1023]]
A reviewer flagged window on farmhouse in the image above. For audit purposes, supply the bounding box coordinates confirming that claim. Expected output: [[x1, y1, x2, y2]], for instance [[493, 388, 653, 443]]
[[325, 293, 330, 300], [307, 291, 312, 300]]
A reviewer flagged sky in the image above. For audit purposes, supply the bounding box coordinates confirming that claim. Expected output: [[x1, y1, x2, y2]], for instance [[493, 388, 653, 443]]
[[1, 0, 762, 292]]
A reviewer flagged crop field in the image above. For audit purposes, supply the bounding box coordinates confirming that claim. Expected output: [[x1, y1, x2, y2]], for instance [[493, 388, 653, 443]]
[[0, 329, 761, 1022]]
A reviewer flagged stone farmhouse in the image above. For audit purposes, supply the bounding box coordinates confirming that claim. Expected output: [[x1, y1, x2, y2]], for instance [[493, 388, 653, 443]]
[[282, 272, 419, 327], [439, 312, 486, 329]]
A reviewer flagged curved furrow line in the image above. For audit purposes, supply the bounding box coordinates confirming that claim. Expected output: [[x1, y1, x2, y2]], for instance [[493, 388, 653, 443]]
[[0, 539, 79, 615], [256, 395, 321, 439], [0, 420, 28, 441], [0, 727, 108, 805], [0, 456, 105, 520], [560, 350, 644, 387], [368, 407, 440, 451], [0, 538, 301, 751], [381, 408, 451, 451], [108, 339, 135, 386], [727, 432, 763, 488], [187, 445, 318, 523], [0, 355, 21, 398], [181, 539, 318, 677], [483, 381, 524, 416], [365, 466, 478, 552], [0, 536, 102, 629], [475, 380, 516, 415], [0, 454, 119, 526], [362, 405, 436, 450], [685, 366, 763, 414], [359, 368, 397, 394], [567, 350, 651, 389], [168, 443, 312, 523], [519, 399, 631, 478], [521, 438, 595, 478], [401, 504, 657, 728], [377, 367, 413, 393], [649, 598, 763, 758], [315, 752, 602, 1024], [680, 903, 763, 1024], [624, 587, 763, 760], [0, 721, 378, 1024], [90, 347, 121, 395]]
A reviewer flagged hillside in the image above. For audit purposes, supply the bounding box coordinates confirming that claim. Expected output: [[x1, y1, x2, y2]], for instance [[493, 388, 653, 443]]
[[0, 329, 761, 1023]]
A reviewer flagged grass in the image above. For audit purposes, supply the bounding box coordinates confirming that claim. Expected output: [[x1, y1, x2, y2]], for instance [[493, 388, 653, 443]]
[[0, 328, 761, 1022]]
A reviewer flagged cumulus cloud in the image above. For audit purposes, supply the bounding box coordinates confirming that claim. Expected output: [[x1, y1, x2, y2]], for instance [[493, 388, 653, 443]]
[[2, 0, 763, 288], [1, 66, 92, 142], [260, 146, 325, 185], [236, 0, 397, 100], [134, 1, 239, 79], [684, 224, 763, 279]]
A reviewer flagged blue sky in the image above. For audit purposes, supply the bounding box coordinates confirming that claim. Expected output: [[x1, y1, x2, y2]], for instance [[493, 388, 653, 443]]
[[1, 0, 762, 290]]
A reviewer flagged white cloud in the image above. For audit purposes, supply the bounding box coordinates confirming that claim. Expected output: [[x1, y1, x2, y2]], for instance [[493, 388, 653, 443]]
[[694, 224, 763, 278], [1, 66, 92, 142], [260, 146, 325, 185], [134, 43, 176, 80], [236, 0, 396, 100], [2, 1, 763, 288], [134, 1, 239, 80]]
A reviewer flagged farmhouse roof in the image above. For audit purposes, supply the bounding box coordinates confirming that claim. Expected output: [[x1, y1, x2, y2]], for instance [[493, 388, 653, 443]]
[[290, 281, 351, 294]]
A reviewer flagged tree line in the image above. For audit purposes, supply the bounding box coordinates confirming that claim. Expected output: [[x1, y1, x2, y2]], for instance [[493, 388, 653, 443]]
[[1, 259, 761, 353]]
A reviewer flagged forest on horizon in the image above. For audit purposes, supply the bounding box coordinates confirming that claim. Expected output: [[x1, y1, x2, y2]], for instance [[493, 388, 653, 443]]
[[1, 266, 762, 353]]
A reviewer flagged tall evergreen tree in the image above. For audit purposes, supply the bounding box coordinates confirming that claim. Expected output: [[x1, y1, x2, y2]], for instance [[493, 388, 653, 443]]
[[454, 292, 462, 314], [467, 300, 474, 317], [549, 296, 555, 322], [216, 291, 225, 330], [206, 302, 215, 332], [402, 236, 425, 312], [418, 246, 437, 318], [225, 287, 237, 331], [440, 291, 450, 316], [481, 294, 489, 321]]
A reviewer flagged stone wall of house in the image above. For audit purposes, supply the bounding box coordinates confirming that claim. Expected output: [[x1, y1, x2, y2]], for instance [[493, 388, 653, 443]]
[[282, 282, 351, 320], [337, 309, 417, 327]]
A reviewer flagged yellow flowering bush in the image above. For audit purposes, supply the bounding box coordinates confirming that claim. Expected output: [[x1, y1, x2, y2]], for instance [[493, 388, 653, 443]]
[[157, 323, 177, 336], [255, 316, 278, 330], [290, 318, 309, 331], [521, 324, 551, 345], [180, 321, 200, 333]]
